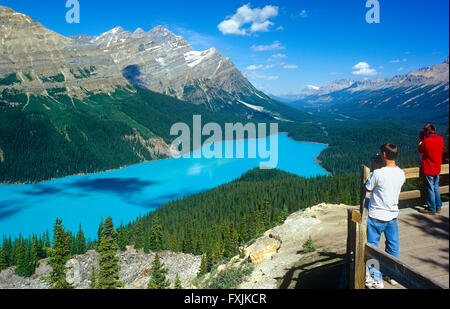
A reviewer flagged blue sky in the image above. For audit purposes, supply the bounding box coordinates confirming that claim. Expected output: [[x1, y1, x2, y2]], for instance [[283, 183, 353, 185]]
[[2, 0, 449, 94]]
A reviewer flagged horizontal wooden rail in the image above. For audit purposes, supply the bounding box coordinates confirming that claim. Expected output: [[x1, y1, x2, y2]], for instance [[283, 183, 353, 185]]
[[365, 244, 447, 289], [403, 164, 449, 180]]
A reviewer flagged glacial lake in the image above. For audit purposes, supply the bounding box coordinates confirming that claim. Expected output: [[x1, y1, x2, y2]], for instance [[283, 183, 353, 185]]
[[0, 133, 328, 240]]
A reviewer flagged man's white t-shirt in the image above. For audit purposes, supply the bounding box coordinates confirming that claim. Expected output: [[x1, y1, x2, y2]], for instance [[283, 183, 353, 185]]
[[365, 166, 406, 222]]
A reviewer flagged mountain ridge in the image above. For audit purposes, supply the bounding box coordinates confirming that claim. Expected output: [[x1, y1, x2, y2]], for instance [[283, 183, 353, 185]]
[[272, 58, 449, 123], [0, 5, 277, 119]]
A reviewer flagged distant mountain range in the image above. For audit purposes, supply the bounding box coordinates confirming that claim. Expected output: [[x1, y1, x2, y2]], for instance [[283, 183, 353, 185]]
[[0, 5, 280, 119], [270, 58, 449, 124]]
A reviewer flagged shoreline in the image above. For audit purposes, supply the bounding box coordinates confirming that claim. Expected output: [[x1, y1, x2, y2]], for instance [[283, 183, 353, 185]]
[[0, 132, 330, 186]]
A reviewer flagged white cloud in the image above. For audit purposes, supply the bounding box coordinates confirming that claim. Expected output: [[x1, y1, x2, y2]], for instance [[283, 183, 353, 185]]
[[352, 62, 378, 76], [268, 53, 287, 61], [307, 85, 320, 90], [247, 64, 275, 70], [249, 73, 280, 81], [218, 4, 279, 35], [251, 41, 285, 51], [299, 10, 308, 18], [283, 64, 298, 69], [398, 67, 404, 71], [391, 58, 407, 64]]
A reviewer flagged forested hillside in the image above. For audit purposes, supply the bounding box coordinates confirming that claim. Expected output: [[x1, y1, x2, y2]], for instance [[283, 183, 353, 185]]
[[0, 169, 360, 276]]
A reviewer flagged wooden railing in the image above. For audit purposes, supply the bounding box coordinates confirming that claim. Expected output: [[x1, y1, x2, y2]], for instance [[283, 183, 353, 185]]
[[347, 164, 449, 289]]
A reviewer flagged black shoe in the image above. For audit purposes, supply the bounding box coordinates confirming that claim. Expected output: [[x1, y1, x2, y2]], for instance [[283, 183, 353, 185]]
[[419, 208, 436, 215]]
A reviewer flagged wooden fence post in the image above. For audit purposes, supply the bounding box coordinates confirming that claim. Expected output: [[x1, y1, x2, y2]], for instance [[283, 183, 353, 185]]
[[354, 219, 367, 289], [360, 165, 371, 213], [346, 209, 356, 289]]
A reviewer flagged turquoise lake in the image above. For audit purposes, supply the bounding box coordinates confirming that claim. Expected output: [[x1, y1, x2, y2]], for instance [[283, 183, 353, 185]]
[[0, 133, 328, 240]]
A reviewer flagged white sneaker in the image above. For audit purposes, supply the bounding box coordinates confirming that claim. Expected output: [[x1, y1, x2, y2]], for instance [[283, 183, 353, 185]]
[[385, 276, 398, 286], [365, 277, 384, 289]]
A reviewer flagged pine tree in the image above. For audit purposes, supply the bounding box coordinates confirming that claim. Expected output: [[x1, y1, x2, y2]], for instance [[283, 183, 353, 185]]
[[261, 197, 272, 228], [149, 216, 163, 252], [147, 254, 170, 289], [198, 254, 207, 276], [47, 218, 73, 289], [15, 241, 30, 277], [117, 222, 127, 251], [96, 217, 123, 289], [88, 266, 97, 289], [0, 236, 10, 270], [183, 221, 194, 254], [96, 218, 104, 250], [134, 217, 145, 250], [174, 274, 183, 289], [30, 236, 40, 273], [75, 224, 87, 255]]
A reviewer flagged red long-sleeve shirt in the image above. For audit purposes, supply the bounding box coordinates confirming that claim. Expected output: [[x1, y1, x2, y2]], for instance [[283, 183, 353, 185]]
[[418, 134, 445, 175]]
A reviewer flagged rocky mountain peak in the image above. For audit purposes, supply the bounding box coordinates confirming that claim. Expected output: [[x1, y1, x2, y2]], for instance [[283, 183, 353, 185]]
[[133, 27, 145, 34]]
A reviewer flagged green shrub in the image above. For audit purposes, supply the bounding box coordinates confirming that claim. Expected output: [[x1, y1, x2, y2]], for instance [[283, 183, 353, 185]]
[[206, 263, 254, 289], [302, 236, 316, 253]]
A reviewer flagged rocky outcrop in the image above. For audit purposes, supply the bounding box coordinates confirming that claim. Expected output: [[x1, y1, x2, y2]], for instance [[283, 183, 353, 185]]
[[247, 236, 281, 265], [0, 250, 201, 289]]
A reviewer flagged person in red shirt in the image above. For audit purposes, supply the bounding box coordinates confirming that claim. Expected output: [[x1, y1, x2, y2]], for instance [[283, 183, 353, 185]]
[[418, 124, 445, 214]]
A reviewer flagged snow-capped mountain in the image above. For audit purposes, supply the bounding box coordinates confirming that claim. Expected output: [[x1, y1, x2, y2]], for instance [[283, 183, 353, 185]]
[[0, 5, 276, 118], [282, 58, 449, 123]]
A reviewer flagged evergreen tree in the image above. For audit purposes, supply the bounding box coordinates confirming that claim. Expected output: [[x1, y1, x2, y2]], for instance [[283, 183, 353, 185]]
[[88, 266, 97, 289], [261, 197, 272, 228], [75, 224, 87, 255], [149, 216, 163, 252], [96, 218, 104, 250], [198, 254, 207, 277], [134, 217, 145, 250], [30, 236, 41, 273], [96, 217, 123, 289], [47, 218, 73, 289], [147, 254, 170, 289], [117, 221, 127, 252], [183, 221, 194, 254], [174, 274, 183, 289], [0, 246, 8, 270], [15, 241, 30, 277]]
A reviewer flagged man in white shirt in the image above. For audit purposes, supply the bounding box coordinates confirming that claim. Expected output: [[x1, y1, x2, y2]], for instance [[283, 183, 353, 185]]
[[364, 143, 406, 289]]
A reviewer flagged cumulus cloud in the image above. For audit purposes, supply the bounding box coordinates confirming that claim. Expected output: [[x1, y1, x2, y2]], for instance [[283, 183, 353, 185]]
[[352, 62, 378, 76], [249, 73, 280, 81], [390, 58, 407, 63], [299, 10, 308, 18], [251, 41, 285, 51], [268, 53, 287, 61], [247, 64, 275, 70], [283, 64, 298, 69], [218, 4, 279, 35]]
